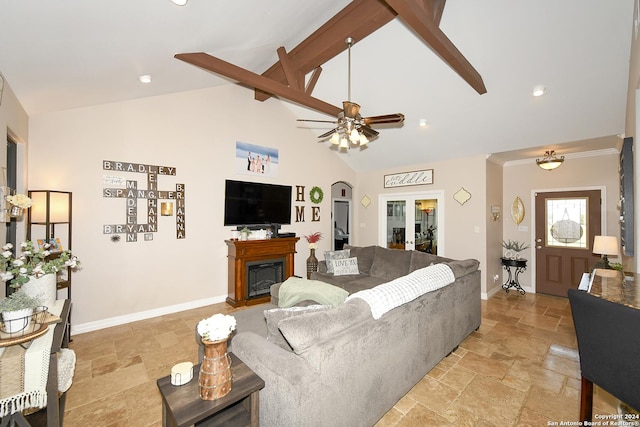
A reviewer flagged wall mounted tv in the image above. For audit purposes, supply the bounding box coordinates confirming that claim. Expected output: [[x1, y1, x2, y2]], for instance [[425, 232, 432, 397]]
[[224, 180, 292, 227]]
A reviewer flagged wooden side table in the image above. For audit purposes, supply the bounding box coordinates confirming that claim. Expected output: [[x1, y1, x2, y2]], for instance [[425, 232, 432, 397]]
[[157, 353, 264, 427], [501, 257, 527, 295]]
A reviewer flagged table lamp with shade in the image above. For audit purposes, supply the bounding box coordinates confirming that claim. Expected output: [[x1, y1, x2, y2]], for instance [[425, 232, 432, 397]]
[[592, 235, 619, 269]]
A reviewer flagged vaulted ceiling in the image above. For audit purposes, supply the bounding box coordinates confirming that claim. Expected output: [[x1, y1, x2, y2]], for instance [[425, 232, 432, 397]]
[[0, 0, 633, 171]]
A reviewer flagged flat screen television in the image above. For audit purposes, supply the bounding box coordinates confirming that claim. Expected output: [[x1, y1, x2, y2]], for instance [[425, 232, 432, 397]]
[[224, 180, 292, 227]]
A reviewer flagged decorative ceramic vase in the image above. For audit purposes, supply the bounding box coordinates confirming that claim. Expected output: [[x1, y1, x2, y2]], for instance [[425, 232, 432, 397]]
[[199, 337, 232, 400], [21, 274, 57, 308], [2, 308, 32, 333], [306, 248, 318, 279]]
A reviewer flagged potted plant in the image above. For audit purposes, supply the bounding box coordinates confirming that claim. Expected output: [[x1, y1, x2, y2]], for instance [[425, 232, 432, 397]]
[[0, 290, 41, 333], [502, 239, 530, 259], [304, 232, 323, 279], [239, 227, 251, 241], [0, 241, 81, 307], [197, 313, 237, 400], [5, 193, 32, 218]]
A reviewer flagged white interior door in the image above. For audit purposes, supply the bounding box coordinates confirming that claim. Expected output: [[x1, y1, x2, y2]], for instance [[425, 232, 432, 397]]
[[379, 191, 445, 254]]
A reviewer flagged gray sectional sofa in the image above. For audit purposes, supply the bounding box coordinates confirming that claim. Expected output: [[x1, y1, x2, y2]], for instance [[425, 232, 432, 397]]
[[272, 244, 464, 303], [222, 245, 481, 427]]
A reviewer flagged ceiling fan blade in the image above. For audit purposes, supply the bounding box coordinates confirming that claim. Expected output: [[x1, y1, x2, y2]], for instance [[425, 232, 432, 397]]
[[342, 101, 361, 118], [297, 119, 338, 124], [358, 125, 379, 139], [318, 128, 339, 139], [363, 113, 405, 125]]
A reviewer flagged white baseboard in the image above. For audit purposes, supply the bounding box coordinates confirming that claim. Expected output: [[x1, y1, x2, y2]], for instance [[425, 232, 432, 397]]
[[71, 294, 229, 335]]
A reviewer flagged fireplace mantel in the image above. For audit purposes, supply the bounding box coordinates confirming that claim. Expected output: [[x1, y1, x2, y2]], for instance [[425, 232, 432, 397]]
[[225, 237, 299, 307]]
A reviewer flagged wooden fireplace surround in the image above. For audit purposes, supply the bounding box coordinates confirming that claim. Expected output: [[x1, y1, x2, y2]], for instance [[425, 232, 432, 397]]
[[225, 237, 299, 307]]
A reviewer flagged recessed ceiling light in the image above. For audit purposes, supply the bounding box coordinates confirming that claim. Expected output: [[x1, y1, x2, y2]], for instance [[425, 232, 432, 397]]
[[419, 119, 429, 127], [139, 75, 152, 84], [531, 85, 546, 97], [170, 0, 188, 5]]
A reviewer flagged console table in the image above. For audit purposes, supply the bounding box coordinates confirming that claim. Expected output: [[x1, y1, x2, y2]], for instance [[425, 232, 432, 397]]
[[500, 257, 527, 295], [570, 270, 640, 422], [226, 238, 299, 307], [157, 353, 264, 427]]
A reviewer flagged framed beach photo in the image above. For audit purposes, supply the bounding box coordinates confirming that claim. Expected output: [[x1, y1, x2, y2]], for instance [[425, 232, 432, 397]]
[[236, 141, 279, 177]]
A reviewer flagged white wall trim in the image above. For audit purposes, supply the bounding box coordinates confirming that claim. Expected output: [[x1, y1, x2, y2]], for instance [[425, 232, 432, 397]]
[[71, 294, 228, 335]]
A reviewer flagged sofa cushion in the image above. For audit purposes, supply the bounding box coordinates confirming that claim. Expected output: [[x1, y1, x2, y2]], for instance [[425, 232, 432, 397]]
[[264, 305, 331, 350], [369, 246, 412, 280], [344, 245, 376, 274], [331, 257, 360, 276], [409, 251, 453, 271], [278, 299, 372, 354], [278, 277, 349, 307], [323, 249, 350, 273]]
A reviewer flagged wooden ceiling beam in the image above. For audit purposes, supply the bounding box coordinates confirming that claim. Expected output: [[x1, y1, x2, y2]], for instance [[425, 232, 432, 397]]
[[384, 0, 486, 94], [176, 0, 485, 118], [174, 52, 342, 117], [305, 67, 323, 95], [276, 47, 302, 91], [255, 0, 397, 102], [423, 0, 446, 25]]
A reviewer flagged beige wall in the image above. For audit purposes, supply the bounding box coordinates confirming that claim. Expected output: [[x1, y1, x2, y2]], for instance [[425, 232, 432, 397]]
[[626, 0, 640, 273], [27, 84, 355, 332], [0, 75, 29, 297], [502, 151, 620, 293], [355, 155, 491, 295], [485, 159, 503, 295]]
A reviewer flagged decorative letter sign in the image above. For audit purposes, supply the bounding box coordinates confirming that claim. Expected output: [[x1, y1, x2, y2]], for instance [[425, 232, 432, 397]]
[[384, 169, 433, 188], [102, 160, 186, 242]]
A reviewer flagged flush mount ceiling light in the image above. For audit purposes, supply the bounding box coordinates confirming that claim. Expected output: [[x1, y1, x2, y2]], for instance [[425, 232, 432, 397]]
[[419, 119, 429, 127], [536, 150, 564, 171], [170, 0, 188, 5], [531, 85, 546, 97], [139, 74, 152, 84]]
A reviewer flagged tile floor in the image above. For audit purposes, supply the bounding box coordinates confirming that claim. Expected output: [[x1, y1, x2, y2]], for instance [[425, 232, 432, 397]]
[[62, 291, 622, 426]]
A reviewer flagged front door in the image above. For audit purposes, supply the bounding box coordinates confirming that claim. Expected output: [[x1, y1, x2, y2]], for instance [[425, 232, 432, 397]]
[[535, 190, 602, 297]]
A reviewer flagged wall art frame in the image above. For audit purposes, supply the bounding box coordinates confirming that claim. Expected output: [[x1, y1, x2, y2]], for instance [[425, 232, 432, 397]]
[[384, 169, 433, 188]]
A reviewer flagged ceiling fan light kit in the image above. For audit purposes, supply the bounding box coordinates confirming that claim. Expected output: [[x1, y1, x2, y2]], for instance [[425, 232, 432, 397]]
[[298, 37, 404, 151], [536, 150, 564, 170]]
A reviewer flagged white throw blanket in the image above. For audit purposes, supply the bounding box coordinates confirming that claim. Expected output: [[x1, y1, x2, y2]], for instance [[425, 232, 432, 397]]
[[0, 299, 64, 417], [346, 264, 455, 319]]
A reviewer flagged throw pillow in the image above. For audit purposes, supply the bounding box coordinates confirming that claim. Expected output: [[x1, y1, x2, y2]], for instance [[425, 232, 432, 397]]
[[323, 249, 350, 273], [330, 257, 360, 276], [264, 305, 331, 351]]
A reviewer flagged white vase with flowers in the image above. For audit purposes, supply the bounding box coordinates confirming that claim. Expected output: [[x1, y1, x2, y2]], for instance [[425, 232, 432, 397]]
[[0, 241, 81, 307]]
